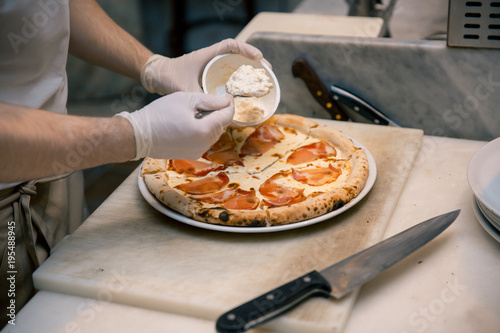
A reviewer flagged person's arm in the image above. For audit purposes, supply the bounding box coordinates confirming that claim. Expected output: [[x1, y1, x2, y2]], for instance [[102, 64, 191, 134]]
[[0, 93, 234, 183], [68, 0, 153, 80], [0, 102, 135, 183]]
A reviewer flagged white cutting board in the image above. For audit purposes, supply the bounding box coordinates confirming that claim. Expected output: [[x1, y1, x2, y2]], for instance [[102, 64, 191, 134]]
[[34, 120, 422, 333]]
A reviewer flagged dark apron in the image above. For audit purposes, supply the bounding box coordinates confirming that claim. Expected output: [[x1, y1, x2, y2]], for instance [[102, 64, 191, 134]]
[[0, 171, 85, 328]]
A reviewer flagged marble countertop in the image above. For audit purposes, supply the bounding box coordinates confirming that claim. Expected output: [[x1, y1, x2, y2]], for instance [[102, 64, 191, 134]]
[[246, 32, 500, 142], [3, 125, 500, 333]]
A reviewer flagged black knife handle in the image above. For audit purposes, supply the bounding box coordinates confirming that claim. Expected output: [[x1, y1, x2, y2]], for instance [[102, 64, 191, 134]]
[[330, 85, 400, 127], [291, 58, 350, 121], [215, 270, 332, 333]]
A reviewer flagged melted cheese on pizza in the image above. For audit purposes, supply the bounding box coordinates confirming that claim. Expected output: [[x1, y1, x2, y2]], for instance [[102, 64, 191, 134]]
[[158, 123, 354, 210]]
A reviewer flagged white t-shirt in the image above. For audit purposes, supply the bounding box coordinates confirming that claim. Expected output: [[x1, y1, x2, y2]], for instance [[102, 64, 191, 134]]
[[0, 0, 70, 189]]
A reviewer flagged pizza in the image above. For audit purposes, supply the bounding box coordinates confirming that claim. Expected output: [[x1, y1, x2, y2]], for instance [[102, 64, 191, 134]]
[[141, 114, 369, 227]]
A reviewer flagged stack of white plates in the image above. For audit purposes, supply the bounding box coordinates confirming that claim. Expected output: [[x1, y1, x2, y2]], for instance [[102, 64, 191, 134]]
[[468, 137, 500, 242]]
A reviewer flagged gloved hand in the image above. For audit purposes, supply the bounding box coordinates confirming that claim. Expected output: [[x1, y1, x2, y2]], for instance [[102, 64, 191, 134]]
[[116, 92, 234, 160], [141, 38, 270, 95]]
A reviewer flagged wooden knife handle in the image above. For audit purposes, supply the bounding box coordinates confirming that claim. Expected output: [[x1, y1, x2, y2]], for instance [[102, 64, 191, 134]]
[[291, 58, 349, 121], [215, 270, 332, 333]]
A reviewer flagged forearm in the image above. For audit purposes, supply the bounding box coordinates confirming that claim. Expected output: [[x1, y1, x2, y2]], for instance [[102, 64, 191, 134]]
[[0, 103, 135, 183], [68, 0, 154, 80]]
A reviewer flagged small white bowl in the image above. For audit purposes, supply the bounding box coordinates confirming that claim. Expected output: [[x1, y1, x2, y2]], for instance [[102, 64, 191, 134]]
[[202, 53, 280, 127]]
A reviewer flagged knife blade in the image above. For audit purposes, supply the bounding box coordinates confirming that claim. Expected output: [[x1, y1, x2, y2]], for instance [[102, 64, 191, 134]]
[[216, 210, 460, 333]]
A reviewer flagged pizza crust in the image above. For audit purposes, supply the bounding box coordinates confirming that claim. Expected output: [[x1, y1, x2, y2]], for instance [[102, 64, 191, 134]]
[[266, 188, 351, 226], [345, 148, 369, 196], [271, 113, 318, 134], [142, 114, 370, 227], [143, 173, 195, 218], [193, 207, 269, 227], [141, 158, 168, 175]]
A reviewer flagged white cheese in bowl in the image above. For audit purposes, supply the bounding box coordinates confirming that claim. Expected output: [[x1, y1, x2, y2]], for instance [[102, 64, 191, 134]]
[[234, 97, 265, 123], [226, 65, 273, 97]]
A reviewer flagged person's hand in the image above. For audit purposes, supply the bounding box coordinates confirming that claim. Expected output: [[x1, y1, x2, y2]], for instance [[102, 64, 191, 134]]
[[116, 92, 234, 160], [141, 38, 270, 95]]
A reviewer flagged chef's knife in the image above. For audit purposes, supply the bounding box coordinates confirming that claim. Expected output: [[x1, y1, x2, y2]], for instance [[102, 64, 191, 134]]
[[216, 210, 460, 333], [292, 57, 399, 126], [330, 85, 400, 127], [291, 58, 350, 121]]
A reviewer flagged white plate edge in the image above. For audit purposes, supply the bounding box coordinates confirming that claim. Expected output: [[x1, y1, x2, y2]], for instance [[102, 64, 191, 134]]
[[467, 137, 500, 218], [472, 196, 500, 243]]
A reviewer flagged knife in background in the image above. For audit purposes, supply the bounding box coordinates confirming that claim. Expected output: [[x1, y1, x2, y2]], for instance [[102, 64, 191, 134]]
[[330, 85, 400, 127], [291, 57, 400, 127], [216, 210, 460, 333], [291, 57, 350, 121]]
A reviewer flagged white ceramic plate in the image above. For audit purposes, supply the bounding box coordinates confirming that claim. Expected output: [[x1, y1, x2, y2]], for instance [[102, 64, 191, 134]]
[[138, 138, 377, 233], [476, 198, 500, 230], [467, 137, 500, 220], [472, 196, 500, 243]]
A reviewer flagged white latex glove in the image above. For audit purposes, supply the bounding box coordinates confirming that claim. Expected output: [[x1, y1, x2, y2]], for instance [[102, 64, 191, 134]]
[[141, 38, 271, 95], [116, 92, 234, 160]]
